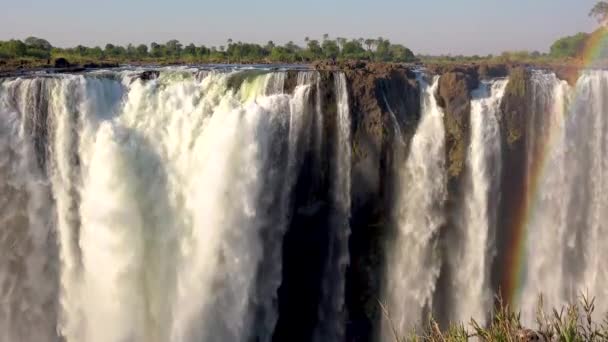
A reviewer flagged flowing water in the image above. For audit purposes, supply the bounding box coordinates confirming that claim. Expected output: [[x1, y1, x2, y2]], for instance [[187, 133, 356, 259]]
[[451, 79, 507, 324], [2, 67, 608, 342], [519, 70, 608, 323], [383, 76, 446, 338], [0, 70, 319, 342]]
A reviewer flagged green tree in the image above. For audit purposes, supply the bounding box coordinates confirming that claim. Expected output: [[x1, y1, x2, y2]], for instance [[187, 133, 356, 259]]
[[550, 33, 589, 58], [136, 44, 148, 57], [150, 42, 162, 57], [306, 39, 323, 57], [389, 44, 416, 62], [184, 43, 197, 56], [375, 38, 391, 61], [590, 1, 608, 25], [322, 39, 340, 58], [24, 37, 52, 51], [5, 39, 27, 57], [165, 40, 182, 56], [342, 39, 365, 57]]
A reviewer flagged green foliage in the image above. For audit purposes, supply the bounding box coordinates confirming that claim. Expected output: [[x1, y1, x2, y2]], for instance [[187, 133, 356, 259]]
[[381, 293, 608, 342], [550, 33, 589, 58], [590, 1, 608, 25], [0, 35, 419, 65]]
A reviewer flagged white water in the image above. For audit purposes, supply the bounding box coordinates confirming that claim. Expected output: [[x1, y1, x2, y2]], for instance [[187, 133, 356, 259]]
[[383, 76, 446, 338], [0, 70, 316, 342], [314, 73, 352, 342], [520, 70, 608, 323], [519, 72, 572, 323], [451, 79, 507, 324], [4, 68, 608, 342], [0, 78, 59, 342]]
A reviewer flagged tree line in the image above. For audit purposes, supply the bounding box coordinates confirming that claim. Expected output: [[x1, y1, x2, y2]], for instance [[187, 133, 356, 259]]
[[0, 35, 417, 64]]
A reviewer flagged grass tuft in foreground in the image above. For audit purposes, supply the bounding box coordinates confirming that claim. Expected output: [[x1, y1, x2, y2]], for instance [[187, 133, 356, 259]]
[[382, 293, 608, 341]]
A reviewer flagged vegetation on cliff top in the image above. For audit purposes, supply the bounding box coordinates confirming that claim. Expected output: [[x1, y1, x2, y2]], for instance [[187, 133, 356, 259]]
[[0, 35, 416, 68]]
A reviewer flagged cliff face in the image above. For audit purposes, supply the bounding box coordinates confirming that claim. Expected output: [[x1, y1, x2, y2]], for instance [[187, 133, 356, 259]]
[[344, 63, 419, 341], [276, 62, 422, 342], [277, 62, 547, 340]]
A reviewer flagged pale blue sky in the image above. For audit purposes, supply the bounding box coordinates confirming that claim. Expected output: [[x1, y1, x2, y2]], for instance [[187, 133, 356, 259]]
[[0, 0, 599, 55]]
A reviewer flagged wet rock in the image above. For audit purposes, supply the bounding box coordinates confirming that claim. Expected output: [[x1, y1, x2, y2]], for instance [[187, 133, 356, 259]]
[[499, 67, 529, 146], [435, 71, 476, 180], [54, 58, 70, 68]]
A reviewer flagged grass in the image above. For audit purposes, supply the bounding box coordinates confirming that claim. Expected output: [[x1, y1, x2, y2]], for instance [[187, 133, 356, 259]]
[[382, 293, 608, 341]]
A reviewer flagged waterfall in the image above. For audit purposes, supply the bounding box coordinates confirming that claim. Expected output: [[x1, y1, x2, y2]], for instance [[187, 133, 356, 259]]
[[0, 78, 60, 342], [519, 70, 608, 323], [314, 73, 352, 342], [383, 76, 446, 338], [0, 70, 315, 342], [4, 66, 608, 342], [451, 79, 507, 324]]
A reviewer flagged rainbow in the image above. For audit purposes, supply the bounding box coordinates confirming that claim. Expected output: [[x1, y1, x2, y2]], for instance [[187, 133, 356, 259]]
[[499, 27, 608, 307]]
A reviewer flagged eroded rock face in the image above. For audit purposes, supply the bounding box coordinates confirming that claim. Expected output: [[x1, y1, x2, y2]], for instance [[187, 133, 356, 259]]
[[435, 70, 477, 182], [342, 63, 420, 341], [493, 67, 531, 297]]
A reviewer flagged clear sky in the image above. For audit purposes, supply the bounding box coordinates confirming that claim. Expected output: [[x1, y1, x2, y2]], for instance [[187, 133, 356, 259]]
[[0, 0, 599, 55]]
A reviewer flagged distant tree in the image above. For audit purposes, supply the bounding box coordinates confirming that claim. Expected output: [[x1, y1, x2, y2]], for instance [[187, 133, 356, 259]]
[[5, 39, 27, 57], [304, 36, 310, 42], [150, 42, 162, 57], [165, 40, 182, 56], [265, 40, 275, 51], [590, 1, 608, 26], [336, 37, 347, 50], [104, 43, 116, 56], [364, 39, 375, 51], [342, 39, 365, 57], [306, 39, 323, 57], [126, 43, 136, 57], [136, 44, 148, 57], [375, 38, 391, 61], [184, 43, 197, 56], [285, 41, 299, 53], [322, 33, 329, 41], [550, 32, 589, 58], [24, 37, 52, 51], [321, 39, 340, 58], [389, 44, 416, 62]]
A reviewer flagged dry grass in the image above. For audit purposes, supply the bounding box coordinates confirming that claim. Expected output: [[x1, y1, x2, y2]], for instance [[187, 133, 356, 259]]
[[382, 293, 608, 341]]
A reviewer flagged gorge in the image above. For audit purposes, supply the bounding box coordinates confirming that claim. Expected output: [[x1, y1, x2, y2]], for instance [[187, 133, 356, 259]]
[[0, 63, 607, 342]]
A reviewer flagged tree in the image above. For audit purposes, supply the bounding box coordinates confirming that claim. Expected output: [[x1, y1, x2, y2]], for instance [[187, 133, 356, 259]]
[[24, 37, 52, 51], [184, 43, 197, 56], [389, 44, 416, 62], [136, 44, 148, 57], [306, 39, 323, 58], [104, 43, 116, 56], [265, 40, 275, 51], [550, 32, 589, 58], [165, 40, 182, 56], [322, 33, 329, 41], [342, 39, 365, 57], [321, 39, 340, 58], [150, 42, 162, 57], [364, 39, 375, 51], [590, 1, 608, 26], [336, 37, 347, 50], [5, 39, 27, 57], [375, 38, 391, 61]]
